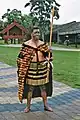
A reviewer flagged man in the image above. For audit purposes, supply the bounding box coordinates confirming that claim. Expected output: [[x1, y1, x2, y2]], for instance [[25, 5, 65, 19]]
[[17, 26, 53, 112]]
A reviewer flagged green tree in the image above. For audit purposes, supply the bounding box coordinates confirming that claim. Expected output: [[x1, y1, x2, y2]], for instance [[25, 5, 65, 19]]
[[22, 14, 34, 28], [0, 20, 4, 31], [24, 0, 60, 41], [2, 9, 23, 25], [2, 9, 35, 29]]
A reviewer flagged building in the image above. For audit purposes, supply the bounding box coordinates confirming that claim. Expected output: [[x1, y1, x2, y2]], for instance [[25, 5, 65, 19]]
[[53, 21, 80, 44], [1, 20, 27, 44]]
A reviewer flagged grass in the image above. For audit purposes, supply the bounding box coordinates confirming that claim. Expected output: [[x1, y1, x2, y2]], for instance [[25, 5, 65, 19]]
[[0, 40, 80, 49], [52, 42, 80, 49], [0, 46, 20, 67], [0, 46, 80, 88], [53, 51, 80, 88]]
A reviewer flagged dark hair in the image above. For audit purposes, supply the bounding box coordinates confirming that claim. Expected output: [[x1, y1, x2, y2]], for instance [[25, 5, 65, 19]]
[[31, 26, 39, 33]]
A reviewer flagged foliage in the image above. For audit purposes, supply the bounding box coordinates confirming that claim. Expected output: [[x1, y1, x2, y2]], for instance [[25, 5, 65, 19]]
[[24, 0, 60, 40], [2, 9, 22, 24], [0, 20, 4, 31], [22, 14, 33, 28], [2, 9, 34, 28]]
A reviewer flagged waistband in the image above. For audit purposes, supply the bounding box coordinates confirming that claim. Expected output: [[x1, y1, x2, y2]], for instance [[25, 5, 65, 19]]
[[31, 60, 46, 63]]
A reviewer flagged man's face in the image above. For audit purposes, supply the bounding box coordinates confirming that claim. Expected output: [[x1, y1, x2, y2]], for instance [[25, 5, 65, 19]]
[[32, 29, 40, 40]]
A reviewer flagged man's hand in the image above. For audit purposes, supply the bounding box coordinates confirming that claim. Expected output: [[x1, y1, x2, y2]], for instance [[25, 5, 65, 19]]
[[48, 46, 52, 52], [46, 57, 52, 61]]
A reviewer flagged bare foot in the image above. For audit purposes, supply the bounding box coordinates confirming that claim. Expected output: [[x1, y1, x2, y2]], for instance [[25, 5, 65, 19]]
[[24, 107, 30, 113], [44, 105, 53, 112]]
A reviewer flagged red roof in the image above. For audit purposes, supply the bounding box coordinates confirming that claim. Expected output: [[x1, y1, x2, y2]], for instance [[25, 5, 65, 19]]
[[1, 20, 27, 34]]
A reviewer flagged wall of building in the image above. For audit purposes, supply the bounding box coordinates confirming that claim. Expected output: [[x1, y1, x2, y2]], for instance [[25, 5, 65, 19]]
[[9, 26, 22, 35]]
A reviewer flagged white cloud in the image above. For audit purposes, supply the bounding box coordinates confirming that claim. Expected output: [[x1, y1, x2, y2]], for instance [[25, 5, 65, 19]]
[[0, 0, 30, 18], [54, 0, 80, 24], [0, 0, 80, 24]]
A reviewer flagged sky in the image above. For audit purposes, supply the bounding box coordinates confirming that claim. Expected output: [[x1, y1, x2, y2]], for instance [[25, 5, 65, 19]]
[[0, 0, 80, 25]]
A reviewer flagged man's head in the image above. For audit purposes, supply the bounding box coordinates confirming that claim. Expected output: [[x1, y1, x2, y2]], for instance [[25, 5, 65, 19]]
[[31, 26, 40, 40]]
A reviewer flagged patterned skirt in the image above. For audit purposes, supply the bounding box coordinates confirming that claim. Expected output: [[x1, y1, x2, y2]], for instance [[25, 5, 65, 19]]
[[26, 61, 49, 86]]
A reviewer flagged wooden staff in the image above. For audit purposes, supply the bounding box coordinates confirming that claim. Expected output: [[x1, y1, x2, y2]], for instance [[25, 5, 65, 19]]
[[49, 7, 54, 56], [47, 7, 54, 80]]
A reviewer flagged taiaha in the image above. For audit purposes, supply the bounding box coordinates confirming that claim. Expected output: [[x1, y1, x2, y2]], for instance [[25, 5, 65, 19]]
[[47, 7, 54, 81], [49, 7, 54, 47]]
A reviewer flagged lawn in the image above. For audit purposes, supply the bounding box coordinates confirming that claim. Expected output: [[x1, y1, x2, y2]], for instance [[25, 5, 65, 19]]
[[0, 46, 80, 88], [53, 51, 80, 88], [52, 42, 80, 49], [0, 40, 80, 48], [0, 46, 20, 66]]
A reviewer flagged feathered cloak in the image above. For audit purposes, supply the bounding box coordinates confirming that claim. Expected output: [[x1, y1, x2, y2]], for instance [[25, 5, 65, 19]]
[[17, 43, 53, 103]]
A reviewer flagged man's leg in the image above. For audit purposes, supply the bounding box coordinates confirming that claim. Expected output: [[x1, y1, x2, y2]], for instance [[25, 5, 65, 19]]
[[24, 85, 34, 113], [40, 85, 53, 112]]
